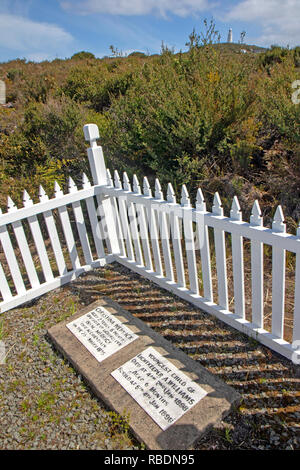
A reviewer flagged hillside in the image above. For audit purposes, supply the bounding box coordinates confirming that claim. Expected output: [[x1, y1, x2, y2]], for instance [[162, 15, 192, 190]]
[[0, 41, 299, 231], [214, 42, 267, 53]]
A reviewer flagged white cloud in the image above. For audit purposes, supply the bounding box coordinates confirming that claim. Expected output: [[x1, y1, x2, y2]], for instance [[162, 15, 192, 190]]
[[26, 52, 57, 63], [226, 0, 300, 46], [61, 0, 211, 17], [0, 13, 73, 57]]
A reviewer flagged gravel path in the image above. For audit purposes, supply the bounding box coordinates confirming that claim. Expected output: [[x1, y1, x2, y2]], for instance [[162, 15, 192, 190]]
[[0, 262, 299, 450]]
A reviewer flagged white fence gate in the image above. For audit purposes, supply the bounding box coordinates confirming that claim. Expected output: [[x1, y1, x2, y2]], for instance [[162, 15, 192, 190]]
[[0, 124, 299, 364]]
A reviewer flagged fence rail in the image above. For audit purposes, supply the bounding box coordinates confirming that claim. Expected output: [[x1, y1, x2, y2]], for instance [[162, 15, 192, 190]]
[[0, 123, 299, 364]]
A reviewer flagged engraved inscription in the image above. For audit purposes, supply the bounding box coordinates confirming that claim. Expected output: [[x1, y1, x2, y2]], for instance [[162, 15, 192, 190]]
[[111, 347, 207, 430], [67, 306, 138, 362]]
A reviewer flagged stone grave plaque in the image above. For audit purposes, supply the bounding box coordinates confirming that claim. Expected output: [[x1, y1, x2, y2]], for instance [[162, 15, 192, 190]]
[[48, 298, 240, 450], [111, 346, 208, 431], [66, 305, 138, 363]]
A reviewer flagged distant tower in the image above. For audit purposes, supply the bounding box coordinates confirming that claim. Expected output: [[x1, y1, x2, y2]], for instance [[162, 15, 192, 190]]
[[227, 28, 233, 43], [0, 80, 5, 105]]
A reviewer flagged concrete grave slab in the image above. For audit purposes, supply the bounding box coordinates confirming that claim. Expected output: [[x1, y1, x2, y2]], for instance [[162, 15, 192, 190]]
[[47, 297, 240, 450]]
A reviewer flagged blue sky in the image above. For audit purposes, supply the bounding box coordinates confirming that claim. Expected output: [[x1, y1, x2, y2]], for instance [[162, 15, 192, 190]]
[[0, 0, 299, 62]]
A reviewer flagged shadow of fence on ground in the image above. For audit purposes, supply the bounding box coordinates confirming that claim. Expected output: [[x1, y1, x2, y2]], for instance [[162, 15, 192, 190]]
[[67, 261, 300, 450]]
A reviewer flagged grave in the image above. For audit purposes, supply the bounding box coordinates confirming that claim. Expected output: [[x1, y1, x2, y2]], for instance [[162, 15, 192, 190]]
[[0, 80, 5, 105], [48, 298, 240, 450]]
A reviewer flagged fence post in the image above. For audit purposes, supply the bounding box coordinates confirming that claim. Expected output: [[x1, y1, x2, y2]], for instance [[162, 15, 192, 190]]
[[83, 124, 120, 255]]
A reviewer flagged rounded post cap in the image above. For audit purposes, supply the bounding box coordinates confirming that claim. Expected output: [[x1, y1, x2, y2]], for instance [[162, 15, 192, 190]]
[[83, 123, 100, 142]]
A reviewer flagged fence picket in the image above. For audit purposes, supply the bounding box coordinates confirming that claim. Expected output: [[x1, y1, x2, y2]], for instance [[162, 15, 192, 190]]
[[122, 173, 143, 266], [230, 196, 245, 318], [107, 170, 126, 257], [133, 175, 153, 271], [143, 177, 163, 277], [212, 192, 228, 309], [82, 173, 106, 259], [0, 260, 12, 300], [196, 189, 213, 301], [54, 182, 81, 271], [39, 185, 68, 276], [250, 200, 264, 328], [181, 185, 198, 295], [293, 225, 300, 344], [0, 208, 26, 295], [155, 179, 174, 281], [124, 173, 144, 267], [23, 190, 54, 282], [271, 206, 286, 338], [68, 177, 93, 265], [167, 183, 185, 288], [7, 196, 40, 289], [114, 171, 135, 261]]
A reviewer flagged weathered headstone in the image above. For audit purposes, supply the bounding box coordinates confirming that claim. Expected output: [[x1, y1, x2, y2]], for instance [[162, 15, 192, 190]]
[[0, 80, 6, 105], [48, 298, 240, 450]]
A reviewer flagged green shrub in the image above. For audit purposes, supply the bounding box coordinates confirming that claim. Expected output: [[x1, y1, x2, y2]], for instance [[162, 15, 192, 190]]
[[23, 73, 56, 103], [0, 31, 299, 225], [127, 51, 146, 58], [102, 45, 257, 190], [63, 64, 135, 111], [256, 57, 300, 146], [258, 45, 289, 69], [0, 96, 91, 186], [258, 45, 300, 71], [71, 51, 96, 60]]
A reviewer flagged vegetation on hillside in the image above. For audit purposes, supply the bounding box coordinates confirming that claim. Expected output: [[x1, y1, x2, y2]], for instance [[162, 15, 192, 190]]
[[0, 24, 299, 230]]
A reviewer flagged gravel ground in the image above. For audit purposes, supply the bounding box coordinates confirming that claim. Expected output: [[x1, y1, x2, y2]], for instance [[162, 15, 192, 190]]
[[0, 261, 299, 450]]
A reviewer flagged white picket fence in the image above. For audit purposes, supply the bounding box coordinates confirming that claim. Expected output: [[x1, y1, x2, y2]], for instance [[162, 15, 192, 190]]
[[0, 124, 300, 363]]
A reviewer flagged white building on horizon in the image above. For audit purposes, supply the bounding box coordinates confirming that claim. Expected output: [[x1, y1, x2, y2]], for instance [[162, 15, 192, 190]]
[[227, 28, 233, 43], [0, 80, 5, 105]]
